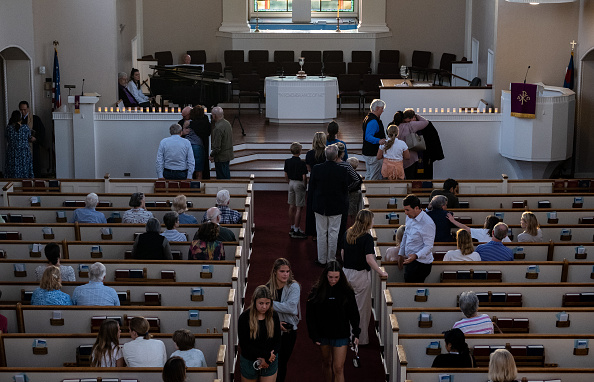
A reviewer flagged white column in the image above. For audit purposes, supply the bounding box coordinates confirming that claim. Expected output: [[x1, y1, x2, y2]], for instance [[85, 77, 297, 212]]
[[220, 0, 251, 32], [293, 0, 311, 23], [70, 96, 100, 178], [357, 0, 389, 33]]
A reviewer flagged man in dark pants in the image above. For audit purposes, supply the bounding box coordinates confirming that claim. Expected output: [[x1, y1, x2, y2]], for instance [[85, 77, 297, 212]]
[[398, 194, 436, 282], [155, 123, 195, 180]]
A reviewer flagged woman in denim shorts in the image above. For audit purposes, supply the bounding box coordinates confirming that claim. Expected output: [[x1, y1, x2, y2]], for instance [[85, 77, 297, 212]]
[[306, 261, 360, 382], [238, 285, 281, 381]]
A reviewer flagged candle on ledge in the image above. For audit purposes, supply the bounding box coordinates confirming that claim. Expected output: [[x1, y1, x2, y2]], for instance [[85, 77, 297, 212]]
[[128, 107, 131, 112], [495, 108, 499, 113], [110, 107, 113, 112], [446, 108, 450, 113], [482, 108, 486, 113], [423, 108, 426, 113], [97, 107, 101, 113], [416, 108, 420, 113], [429, 108, 432, 113], [134, 107, 138, 112], [441, 108, 444, 113], [489, 108, 493, 113], [177, 107, 181, 113], [465, 108, 468, 113], [158, 107, 162, 113]]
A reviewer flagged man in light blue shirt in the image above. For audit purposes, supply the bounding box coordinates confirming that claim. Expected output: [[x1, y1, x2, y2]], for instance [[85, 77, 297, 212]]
[[476, 223, 514, 261], [72, 193, 107, 223], [398, 194, 436, 282], [156, 123, 195, 179], [72, 262, 120, 306]]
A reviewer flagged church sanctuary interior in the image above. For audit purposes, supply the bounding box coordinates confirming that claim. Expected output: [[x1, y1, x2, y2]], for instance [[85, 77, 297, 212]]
[[2, 1, 594, 382]]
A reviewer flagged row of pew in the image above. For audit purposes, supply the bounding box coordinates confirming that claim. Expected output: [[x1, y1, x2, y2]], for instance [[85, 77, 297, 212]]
[[0, 177, 256, 382]]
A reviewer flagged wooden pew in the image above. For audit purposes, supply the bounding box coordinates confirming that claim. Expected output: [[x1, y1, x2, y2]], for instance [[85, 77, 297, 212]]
[[387, 307, 594, 335], [0, 332, 223, 368], [404, 368, 594, 382], [0, 367, 223, 382], [396, 334, 594, 368]]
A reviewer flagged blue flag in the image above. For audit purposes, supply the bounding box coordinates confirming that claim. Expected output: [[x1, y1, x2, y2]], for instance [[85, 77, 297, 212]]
[[563, 51, 574, 90], [52, 47, 61, 110]]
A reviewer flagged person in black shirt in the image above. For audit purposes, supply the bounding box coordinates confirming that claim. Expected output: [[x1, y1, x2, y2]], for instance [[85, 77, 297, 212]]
[[431, 328, 474, 368], [341, 209, 388, 345], [284, 142, 308, 239], [306, 261, 360, 382], [238, 285, 281, 381]]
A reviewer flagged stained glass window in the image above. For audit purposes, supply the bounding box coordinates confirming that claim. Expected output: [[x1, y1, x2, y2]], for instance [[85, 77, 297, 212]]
[[252, 0, 355, 13]]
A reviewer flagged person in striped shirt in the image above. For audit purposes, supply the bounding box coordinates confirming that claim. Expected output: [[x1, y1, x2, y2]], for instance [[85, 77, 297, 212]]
[[452, 291, 494, 334]]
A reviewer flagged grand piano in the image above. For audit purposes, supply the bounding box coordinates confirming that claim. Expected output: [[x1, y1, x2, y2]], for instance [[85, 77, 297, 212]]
[[149, 65, 231, 109]]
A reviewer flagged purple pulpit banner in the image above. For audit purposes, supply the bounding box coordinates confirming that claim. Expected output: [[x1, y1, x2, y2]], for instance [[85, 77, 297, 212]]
[[511, 83, 537, 119]]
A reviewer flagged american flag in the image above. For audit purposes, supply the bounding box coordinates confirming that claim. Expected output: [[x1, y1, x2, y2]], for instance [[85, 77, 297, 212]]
[[52, 47, 61, 110]]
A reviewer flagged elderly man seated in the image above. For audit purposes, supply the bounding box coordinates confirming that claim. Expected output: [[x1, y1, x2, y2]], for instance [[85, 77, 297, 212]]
[[72, 262, 120, 306], [201, 189, 242, 224], [118, 72, 139, 108], [476, 222, 514, 261], [197, 207, 237, 242], [72, 193, 107, 223], [452, 291, 494, 334]]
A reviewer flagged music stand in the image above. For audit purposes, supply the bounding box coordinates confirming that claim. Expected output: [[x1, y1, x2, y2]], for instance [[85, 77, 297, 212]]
[[232, 110, 246, 136]]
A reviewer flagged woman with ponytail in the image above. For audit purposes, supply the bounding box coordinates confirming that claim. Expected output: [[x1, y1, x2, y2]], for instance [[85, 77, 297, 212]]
[[122, 316, 167, 367], [431, 328, 474, 368]]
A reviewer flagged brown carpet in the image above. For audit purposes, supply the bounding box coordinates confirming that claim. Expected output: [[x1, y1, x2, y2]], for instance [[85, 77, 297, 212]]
[[234, 191, 386, 382]]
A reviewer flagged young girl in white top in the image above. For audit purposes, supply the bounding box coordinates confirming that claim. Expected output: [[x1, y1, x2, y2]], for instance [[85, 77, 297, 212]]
[[444, 229, 481, 261], [91, 319, 124, 367], [517, 211, 543, 243], [377, 125, 410, 180]]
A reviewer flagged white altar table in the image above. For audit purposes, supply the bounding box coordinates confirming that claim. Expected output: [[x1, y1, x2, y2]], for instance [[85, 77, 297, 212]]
[[265, 76, 338, 123]]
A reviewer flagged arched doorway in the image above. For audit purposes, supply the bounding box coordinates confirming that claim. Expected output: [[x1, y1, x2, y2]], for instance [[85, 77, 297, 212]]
[[576, 48, 594, 177], [0, 46, 33, 175]]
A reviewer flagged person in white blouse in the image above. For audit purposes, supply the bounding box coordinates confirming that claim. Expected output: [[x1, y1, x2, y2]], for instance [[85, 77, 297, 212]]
[[35, 242, 75, 282], [122, 317, 167, 367], [443, 229, 481, 261], [447, 214, 511, 243], [126, 68, 151, 107]]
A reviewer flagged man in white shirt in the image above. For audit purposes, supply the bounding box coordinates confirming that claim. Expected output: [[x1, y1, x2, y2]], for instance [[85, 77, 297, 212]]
[[398, 194, 436, 282], [155, 123, 195, 180]]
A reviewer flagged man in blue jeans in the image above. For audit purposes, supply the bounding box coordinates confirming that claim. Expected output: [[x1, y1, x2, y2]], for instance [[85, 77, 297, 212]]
[[209, 106, 234, 179], [155, 123, 195, 180]]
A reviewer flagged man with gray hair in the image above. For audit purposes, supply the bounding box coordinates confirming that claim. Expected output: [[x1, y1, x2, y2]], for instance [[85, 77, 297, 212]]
[[362, 99, 387, 180], [195, 206, 237, 242], [201, 189, 242, 224], [156, 123, 195, 180], [309, 144, 350, 266], [476, 222, 514, 261], [72, 193, 107, 223], [72, 262, 120, 306], [118, 72, 138, 108], [426, 195, 456, 242], [209, 106, 233, 179]]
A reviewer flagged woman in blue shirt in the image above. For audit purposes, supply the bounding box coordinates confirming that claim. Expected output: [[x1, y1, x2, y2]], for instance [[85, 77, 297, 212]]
[[31, 265, 73, 305]]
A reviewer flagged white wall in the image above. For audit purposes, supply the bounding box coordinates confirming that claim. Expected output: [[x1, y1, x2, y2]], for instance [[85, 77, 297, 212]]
[[471, 0, 496, 85]]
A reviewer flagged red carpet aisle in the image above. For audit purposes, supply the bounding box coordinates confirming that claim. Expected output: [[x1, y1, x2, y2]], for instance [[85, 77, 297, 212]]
[[234, 191, 386, 382]]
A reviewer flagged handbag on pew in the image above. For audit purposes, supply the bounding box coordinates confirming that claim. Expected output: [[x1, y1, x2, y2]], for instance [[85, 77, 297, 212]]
[[404, 132, 426, 151]]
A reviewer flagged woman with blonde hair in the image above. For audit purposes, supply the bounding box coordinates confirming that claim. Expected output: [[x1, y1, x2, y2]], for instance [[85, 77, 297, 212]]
[[517, 211, 543, 243], [91, 319, 124, 367], [172, 194, 197, 224], [444, 229, 481, 261], [122, 316, 167, 367], [265, 258, 300, 382], [31, 266, 72, 305], [488, 349, 518, 382], [341, 209, 388, 345], [238, 285, 281, 382], [377, 124, 410, 180], [305, 131, 328, 239]]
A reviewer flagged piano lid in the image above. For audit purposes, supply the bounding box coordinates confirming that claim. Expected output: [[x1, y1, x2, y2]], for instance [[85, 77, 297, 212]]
[[150, 65, 231, 84]]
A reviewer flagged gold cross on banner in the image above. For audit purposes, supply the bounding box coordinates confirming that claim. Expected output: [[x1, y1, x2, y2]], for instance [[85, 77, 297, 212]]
[[570, 40, 577, 50], [517, 90, 530, 105]]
